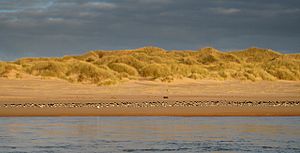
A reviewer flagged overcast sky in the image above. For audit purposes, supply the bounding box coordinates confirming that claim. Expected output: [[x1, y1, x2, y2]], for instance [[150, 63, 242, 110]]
[[1, 0, 300, 61]]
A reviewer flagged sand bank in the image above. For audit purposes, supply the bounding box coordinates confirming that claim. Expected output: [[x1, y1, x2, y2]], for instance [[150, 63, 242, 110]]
[[0, 78, 299, 116]]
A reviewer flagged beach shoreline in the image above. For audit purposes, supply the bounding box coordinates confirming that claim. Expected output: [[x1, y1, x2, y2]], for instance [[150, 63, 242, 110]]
[[1, 104, 300, 117], [0, 78, 299, 116]]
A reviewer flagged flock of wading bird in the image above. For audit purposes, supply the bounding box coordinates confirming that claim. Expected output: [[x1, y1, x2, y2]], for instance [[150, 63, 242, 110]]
[[1, 99, 299, 109]]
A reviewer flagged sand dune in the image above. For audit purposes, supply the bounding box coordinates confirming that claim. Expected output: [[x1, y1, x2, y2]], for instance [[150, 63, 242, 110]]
[[1, 47, 300, 86]]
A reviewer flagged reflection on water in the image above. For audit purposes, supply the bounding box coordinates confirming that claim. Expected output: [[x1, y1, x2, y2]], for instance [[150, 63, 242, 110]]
[[0, 117, 299, 152]]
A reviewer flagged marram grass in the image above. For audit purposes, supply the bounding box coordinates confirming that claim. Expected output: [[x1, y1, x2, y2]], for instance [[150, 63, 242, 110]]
[[1, 46, 300, 85]]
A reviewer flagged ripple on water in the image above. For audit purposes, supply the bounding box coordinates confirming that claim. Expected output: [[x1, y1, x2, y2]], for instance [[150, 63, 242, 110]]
[[0, 117, 299, 152]]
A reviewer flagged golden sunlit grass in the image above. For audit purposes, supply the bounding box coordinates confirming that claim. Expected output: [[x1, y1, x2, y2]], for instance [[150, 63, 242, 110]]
[[1, 46, 300, 85]]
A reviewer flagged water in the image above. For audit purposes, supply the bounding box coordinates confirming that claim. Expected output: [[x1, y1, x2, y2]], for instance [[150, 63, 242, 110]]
[[0, 117, 299, 153]]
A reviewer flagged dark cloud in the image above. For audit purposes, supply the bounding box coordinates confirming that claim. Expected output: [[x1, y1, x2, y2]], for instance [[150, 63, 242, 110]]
[[0, 0, 300, 61]]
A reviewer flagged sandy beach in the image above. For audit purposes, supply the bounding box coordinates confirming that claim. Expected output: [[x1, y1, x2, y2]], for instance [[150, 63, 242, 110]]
[[0, 78, 299, 116]]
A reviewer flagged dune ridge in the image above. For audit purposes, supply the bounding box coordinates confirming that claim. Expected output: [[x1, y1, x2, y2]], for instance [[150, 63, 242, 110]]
[[1, 46, 300, 85]]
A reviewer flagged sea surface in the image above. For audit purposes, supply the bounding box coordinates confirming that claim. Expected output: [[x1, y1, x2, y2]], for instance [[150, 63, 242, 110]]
[[0, 117, 299, 153]]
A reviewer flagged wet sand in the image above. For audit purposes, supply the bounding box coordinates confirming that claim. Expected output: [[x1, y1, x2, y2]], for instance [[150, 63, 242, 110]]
[[0, 78, 299, 116]]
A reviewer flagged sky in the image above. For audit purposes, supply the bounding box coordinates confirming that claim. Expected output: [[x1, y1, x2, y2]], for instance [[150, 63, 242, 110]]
[[0, 0, 300, 61]]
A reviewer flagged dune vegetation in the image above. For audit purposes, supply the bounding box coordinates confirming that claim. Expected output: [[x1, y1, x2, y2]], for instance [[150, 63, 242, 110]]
[[1, 46, 300, 85]]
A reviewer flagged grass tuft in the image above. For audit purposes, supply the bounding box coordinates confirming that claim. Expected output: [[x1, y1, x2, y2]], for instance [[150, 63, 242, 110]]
[[108, 63, 138, 76]]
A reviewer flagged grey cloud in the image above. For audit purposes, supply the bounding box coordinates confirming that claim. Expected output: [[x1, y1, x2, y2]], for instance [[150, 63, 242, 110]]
[[82, 2, 117, 9], [210, 7, 241, 15], [0, 0, 300, 61], [137, 0, 172, 4]]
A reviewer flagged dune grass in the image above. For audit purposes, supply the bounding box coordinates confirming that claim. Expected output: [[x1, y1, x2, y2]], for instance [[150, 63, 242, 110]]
[[1, 46, 300, 85], [0, 62, 19, 77], [108, 63, 138, 76]]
